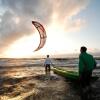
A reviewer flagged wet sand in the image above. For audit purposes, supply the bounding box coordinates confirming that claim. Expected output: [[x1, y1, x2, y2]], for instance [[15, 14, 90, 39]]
[[90, 78, 100, 100], [0, 67, 81, 100], [0, 67, 100, 100]]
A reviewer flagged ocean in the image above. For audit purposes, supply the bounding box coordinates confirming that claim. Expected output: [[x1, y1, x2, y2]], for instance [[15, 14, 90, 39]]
[[0, 58, 100, 67]]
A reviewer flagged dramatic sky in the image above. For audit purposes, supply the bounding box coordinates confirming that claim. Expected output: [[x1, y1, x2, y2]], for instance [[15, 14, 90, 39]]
[[0, 0, 100, 58]]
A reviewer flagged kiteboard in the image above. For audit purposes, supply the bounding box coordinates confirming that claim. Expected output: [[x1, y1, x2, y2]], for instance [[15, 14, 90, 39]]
[[52, 67, 99, 81]]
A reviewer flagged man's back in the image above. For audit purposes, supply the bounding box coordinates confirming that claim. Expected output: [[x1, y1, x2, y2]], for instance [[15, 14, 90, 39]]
[[79, 52, 95, 74], [44, 58, 52, 65]]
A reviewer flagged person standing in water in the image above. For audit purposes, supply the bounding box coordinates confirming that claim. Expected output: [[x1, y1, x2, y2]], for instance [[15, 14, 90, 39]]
[[44, 55, 53, 74]]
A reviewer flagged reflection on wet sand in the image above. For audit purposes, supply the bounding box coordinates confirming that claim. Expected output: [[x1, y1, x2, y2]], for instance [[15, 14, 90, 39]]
[[0, 66, 100, 100], [45, 70, 51, 80], [0, 67, 76, 100]]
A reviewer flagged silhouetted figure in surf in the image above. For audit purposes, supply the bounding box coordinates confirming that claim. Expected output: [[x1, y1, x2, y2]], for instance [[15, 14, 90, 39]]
[[79, 46, 97, 100]]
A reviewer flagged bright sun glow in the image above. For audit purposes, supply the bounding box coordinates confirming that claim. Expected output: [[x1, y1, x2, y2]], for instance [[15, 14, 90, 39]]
[[46, 21, 76, 53], [4, 33, 40, 58], [4, 15, 79, 58]]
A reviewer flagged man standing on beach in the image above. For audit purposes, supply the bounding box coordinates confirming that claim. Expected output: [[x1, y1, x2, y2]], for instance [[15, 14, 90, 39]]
[[44, 55, 52, 74], [79, 46, 96, 87], [79, 46, 97, 100]]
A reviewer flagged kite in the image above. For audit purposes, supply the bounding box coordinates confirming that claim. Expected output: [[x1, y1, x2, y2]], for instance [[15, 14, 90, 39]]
[[32, 21, 47, 51]]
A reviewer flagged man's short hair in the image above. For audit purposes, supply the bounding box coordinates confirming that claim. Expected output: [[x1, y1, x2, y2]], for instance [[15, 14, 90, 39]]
[[81, 46, 87, 52]]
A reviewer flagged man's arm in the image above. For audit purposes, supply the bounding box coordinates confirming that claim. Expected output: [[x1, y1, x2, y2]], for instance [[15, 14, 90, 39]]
[[49, 59, 55, 66], [79, 55, 84, 75], [93, 58, 97, 69], [44, 59, 47, 66]]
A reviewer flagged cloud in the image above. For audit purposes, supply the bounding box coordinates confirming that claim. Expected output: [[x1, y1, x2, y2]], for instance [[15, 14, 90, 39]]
[[53, 0, 89, 18], [65, 19, 86, 32], [52, 0, 89, 32], [0, 0, 53, 53], [0, 0, 89, 55]]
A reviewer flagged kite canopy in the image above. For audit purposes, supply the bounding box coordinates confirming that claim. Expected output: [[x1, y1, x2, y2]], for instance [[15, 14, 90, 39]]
[[32, 21, 47, 51]]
